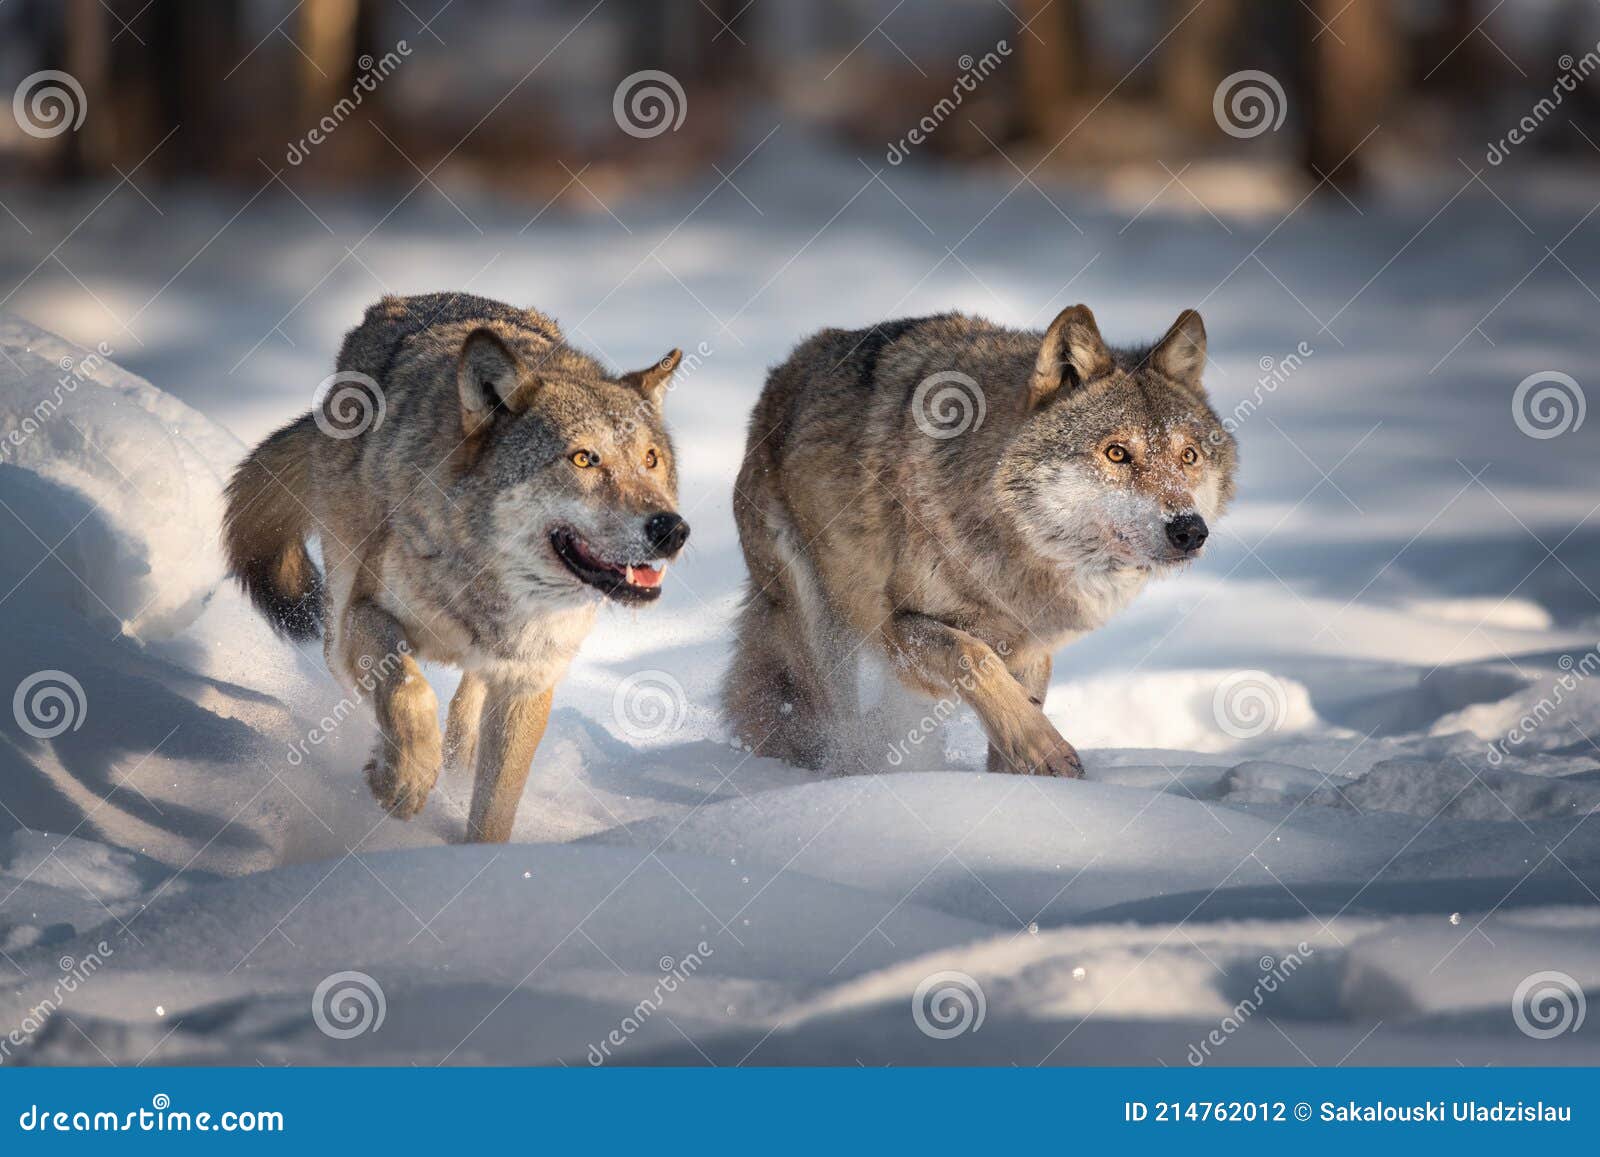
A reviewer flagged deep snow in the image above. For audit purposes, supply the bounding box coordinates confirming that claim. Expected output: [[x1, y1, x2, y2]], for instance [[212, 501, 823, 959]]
[[1, 135, 1598, 1065]]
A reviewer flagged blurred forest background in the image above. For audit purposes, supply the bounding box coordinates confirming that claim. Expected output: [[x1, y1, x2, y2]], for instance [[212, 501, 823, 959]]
[[3, 0, 1598, 206]]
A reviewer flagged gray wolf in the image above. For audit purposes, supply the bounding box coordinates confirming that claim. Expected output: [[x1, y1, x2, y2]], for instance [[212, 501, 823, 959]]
[[224, 293, 689, 841], [723, 305, 1236, 778]]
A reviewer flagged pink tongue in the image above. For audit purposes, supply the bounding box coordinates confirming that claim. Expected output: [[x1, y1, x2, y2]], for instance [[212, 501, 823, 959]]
[[626, 565, 664, 588]]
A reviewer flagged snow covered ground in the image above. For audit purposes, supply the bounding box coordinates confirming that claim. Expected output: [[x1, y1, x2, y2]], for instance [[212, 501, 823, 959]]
[[1, 135, 1598, 1065]]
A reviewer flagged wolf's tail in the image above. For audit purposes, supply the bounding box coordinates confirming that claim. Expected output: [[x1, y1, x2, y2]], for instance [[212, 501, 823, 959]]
[[222, 413, 324, 640]]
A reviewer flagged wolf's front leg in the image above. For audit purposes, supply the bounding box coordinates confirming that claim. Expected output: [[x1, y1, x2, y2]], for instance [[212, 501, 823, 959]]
[[984, 652, 1060, 776], [883, 613, 1081, 778], [466, 681, 554, 843], [342, 599, 443, 818], [444, 671, 487, 777]]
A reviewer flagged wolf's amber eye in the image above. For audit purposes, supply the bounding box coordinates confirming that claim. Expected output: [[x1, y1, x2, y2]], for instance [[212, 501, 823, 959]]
[[1182, 447, 1199, 465], [571, 450, 599, 468], [644, 448, 659, 469], [1105, 444, 1130, 464]]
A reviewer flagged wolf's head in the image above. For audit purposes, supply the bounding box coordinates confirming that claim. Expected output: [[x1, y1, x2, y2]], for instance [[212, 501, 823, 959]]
[[998, 305, 1237, 573], [454, 329, 689, 608]]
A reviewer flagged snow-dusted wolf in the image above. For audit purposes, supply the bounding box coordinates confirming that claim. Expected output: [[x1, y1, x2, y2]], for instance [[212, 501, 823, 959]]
[[224, 294, 690, 841], [724, 305, 1236, 778]]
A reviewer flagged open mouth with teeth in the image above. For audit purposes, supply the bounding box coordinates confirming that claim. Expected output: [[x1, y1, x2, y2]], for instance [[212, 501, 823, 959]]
[[550, 528, 666, 604]]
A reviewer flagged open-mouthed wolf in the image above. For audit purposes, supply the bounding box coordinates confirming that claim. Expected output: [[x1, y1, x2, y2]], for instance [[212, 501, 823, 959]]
[[724, 305, 1236, 778], [223, 293, 690, 841]]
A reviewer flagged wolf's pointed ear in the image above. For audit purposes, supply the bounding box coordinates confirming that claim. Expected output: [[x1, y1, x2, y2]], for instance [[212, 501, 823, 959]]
[[1150, 309, 1207, 387], [457, 328, 528, 434], [620, 348, 683, 408], [1031, 304, 1111, 408]]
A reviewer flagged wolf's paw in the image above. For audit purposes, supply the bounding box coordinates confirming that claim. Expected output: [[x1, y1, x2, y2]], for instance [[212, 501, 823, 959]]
[[1033, 738, 1084, 779], [364, 743, 441, 820], [999, 726, 1084, 779]]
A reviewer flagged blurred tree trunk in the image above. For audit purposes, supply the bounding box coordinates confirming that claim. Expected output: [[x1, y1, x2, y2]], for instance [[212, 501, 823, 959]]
[[1302, 0, 1397, 191], [1017, 0, 1081, 142], [298, 0, 362, 125], [63, 0, 111, 176], [148, 0, 243, 178], [1161, 0, 1240, 137]]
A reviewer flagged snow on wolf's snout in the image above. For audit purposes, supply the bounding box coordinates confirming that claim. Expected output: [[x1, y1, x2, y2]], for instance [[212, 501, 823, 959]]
[[724, 304, 1237, 782], [222, 293, 689, 842]]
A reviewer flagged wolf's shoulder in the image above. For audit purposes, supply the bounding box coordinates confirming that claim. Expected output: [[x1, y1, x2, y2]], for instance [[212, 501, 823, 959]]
[[777, 312, 989, 390], [337, 293, 564, 382], [358, 293, 562, 342]]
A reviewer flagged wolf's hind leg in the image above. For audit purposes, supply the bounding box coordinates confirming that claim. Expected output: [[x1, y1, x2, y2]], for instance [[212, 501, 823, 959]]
[[723, 591, 836, 768], [444, 671, 486, 777], [341, 598, 443, 818], [466, 682, 553, 843], [723, 473, 849, 767]]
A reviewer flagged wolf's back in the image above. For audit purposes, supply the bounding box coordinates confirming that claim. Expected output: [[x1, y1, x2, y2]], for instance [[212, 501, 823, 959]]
[[222, 413, 323, 640]]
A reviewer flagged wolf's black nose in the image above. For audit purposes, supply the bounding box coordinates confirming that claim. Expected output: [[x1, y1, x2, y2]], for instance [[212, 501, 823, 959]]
[[645, 512, 690, 555], [1165, 513, 1208, 553]]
